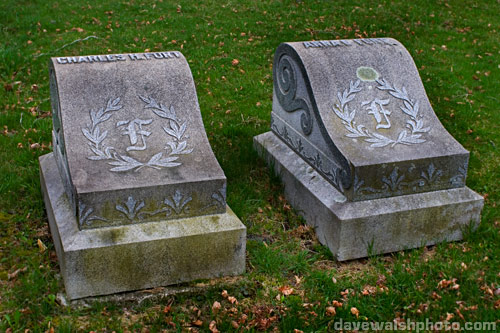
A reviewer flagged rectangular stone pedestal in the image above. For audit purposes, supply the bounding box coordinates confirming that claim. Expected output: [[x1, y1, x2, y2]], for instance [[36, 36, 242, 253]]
[[40, 153, 246, 300], [254, 132, 483, 261]]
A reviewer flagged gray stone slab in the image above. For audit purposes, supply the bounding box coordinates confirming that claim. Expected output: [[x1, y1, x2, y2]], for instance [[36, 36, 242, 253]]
[[254, 132, 483, 261], [40, 152, 246, 300], [49, 52, 226, 229], [271, 38, 469, 201]]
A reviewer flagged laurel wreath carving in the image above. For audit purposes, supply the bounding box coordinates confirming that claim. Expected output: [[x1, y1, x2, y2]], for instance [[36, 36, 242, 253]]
[[82, 97, 193, 172], [332, 79, 431, 148]]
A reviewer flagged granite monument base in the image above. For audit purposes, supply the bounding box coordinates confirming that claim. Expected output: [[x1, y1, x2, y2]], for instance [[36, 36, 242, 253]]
[[254, 132, 483, 261], [40, 153, 246, 300]]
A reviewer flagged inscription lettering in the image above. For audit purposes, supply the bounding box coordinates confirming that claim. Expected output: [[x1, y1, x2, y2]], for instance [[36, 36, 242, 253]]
[[56, 52, 180, 65], [362, 98, 391, 129], [117, 118, 153, 151], [303, 38, 397, 49]]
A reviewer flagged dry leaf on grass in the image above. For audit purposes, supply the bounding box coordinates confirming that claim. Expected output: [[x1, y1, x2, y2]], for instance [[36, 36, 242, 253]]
[[351, 307, 359, 318], [209, 320, 219, 333], [325, 306, 336, 316], [279, 285, 294, 296], [212, 301, 221, 314]]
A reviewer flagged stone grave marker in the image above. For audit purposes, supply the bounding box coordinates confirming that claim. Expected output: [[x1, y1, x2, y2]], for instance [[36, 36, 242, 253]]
[[40, 51, 246, 300], [254, 38, 483, 261]]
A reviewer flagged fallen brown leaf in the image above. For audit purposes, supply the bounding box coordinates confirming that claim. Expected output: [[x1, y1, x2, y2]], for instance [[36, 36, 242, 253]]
[[212, 301, 221, 314], [325, 306, 336, 316], [279, 285, 294, 296], [37, 238, 47, 252], [332, 300, 343, 307], [209, 321, 219, 333], [361, 285, 377, 296], [8, 267, 28, 280]]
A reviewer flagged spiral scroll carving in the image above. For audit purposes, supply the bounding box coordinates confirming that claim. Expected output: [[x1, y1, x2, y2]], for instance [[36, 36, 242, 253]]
[[275, 55, 313, 135]]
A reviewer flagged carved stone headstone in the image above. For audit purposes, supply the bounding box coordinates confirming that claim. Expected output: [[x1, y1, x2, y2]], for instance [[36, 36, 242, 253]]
[[254, 38, 483, 261], [40, 51, 246, 300]]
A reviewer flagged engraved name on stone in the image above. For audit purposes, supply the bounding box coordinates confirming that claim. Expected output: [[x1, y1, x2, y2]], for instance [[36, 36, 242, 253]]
[[56, 51, 180, 64], [303, 38, 398, 49]]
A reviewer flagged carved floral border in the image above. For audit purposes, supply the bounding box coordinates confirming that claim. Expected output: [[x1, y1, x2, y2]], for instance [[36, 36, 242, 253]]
[[78, 185, 227, 228]]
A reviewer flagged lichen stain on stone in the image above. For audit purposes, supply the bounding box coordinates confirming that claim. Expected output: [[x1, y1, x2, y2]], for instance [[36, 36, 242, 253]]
[[97, 227, 127, 244], [414, 206, 460, 237], [81, 245, 154, 291], [139, 222, 161, 236], [356, 66, 379, 82]]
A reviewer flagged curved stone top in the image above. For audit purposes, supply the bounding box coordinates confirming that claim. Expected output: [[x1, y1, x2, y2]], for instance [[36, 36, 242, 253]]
[[50, 51, 226, 229], [271, 38, 469, 201]]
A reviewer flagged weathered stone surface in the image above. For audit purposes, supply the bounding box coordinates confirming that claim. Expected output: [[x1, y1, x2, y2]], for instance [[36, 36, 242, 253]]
[[271, 38, 469, 201], [49, 52, 226, 229], [254, 132, 483, 261], [40, 153, 246, 300]]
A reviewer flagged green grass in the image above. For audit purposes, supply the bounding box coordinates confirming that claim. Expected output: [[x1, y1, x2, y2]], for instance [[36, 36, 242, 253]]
[[1, 0, 499, 331]]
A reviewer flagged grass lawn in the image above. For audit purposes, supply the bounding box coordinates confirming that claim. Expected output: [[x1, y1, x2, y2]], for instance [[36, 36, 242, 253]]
[[1, 0, 499, 331]]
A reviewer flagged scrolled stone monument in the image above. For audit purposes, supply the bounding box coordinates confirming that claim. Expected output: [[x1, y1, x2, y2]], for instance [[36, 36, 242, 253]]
[[40, 51, 246, 300], [254, 38, 483, 261]]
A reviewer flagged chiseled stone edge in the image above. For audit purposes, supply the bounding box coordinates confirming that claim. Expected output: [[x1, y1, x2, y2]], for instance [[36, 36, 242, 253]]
[[40, 152, 246, 300], [254, 131, 483, 261]]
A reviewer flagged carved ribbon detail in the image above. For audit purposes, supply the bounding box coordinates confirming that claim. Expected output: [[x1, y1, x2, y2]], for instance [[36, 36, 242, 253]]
[[275, 55, 313, 135]]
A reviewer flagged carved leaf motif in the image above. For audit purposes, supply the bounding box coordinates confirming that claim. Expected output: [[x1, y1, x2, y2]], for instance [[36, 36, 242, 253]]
[[164, 190, 192, 215], [169, 105, 177, 119], [170, 119, 179, 134], [116, 196, 145, 221], [119, 155, 141, 164], [176, 141, 187, 152], [397, 130, 407, 142], [148, 154, 180, 168], [88, 147, 108, 160], [178, 122, 187, 138], [381, 168, 405, 191], [367, 140, 391, 148], [153, 108, 169, 118], [109, 97, 122, 110], [141, 96, 177, 120], [82, 128, 96, 143], [148, 152, 163, 164], [163, 126, 177, 138], [108, 155, 143, 172], [402, 135, 425, 144], [108, 164, 140, 172], [97, 130, 107, 144], [99, 112, 113, 123]]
